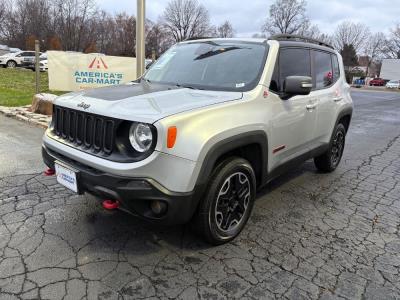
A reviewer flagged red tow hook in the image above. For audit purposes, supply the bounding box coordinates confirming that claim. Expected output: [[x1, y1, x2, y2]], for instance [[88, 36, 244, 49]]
[[102, 200, 120, 210], [44, 168, 55, 176]]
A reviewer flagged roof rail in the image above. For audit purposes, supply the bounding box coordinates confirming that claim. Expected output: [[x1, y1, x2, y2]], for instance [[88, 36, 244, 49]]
[[269, 34, 334, 50], [184, 36, 214, 41]]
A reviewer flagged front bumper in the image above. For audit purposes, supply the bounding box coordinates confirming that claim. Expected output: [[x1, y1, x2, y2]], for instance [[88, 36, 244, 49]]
[[42, 145, 201, 225]]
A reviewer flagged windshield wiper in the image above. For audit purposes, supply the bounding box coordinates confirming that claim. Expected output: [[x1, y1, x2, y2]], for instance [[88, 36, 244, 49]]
[[175, 83, 203, 90], [194, 46, 243, 60], [142, 78, 151, 83]]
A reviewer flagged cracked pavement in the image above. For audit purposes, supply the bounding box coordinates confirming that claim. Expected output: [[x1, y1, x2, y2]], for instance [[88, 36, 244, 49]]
[[1, 90, 400, 299]]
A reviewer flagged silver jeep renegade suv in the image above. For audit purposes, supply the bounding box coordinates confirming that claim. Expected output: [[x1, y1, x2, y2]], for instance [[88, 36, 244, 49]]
[[42, 35, 353, 244]]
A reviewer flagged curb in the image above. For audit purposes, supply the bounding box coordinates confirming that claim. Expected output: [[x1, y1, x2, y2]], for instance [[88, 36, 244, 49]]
[[0, 105, 50, 129]]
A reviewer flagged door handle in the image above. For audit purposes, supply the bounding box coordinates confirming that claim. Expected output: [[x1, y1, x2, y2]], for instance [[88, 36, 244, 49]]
[[306, 104, 317, 110], [333, 96, 343, 102]]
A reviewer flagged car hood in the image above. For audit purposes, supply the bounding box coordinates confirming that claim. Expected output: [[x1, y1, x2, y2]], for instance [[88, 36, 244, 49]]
[[54, 81, 243, 123]]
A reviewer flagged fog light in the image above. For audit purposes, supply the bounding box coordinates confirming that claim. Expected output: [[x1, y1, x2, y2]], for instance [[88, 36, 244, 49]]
[[150, 200, 167, 216]]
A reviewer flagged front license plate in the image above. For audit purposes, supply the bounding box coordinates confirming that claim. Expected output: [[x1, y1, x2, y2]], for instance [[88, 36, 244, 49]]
[[55, 163, 78, 193]]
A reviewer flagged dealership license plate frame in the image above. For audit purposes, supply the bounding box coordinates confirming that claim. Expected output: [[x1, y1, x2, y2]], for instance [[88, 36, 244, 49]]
[[55, 161, 80, 194]]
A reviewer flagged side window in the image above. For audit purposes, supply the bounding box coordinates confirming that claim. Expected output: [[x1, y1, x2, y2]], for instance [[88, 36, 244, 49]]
[[331, 54, 340, 82], [313, 50, 333, 89], [279, 48, 311, 92]]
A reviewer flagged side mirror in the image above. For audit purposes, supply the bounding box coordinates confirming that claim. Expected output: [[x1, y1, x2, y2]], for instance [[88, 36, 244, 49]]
[[283, 76, 312, 98]]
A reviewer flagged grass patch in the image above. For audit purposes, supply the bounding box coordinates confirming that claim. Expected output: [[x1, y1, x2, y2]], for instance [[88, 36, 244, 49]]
[[0, 68, 66, 107]]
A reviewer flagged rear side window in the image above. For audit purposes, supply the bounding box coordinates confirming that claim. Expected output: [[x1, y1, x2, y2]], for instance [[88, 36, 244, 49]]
[[313, 50, 333, 89], [331, 54, 340, 82]]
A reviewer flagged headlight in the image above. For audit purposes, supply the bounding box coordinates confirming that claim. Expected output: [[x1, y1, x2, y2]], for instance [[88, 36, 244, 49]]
[[129, 123, 153, 152]]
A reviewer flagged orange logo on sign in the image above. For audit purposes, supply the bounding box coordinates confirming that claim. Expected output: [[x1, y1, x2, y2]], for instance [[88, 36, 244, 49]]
[[88, 57, 108, 69]]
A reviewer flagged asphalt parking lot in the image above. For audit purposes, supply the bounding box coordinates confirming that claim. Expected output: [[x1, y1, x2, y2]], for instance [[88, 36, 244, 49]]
[[1, 89, 400, 299]]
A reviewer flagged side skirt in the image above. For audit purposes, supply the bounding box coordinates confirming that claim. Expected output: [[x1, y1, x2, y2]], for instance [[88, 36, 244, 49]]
[[259, 144, 329, 189]]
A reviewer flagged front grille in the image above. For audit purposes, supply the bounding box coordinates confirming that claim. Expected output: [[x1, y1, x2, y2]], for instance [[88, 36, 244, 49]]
[[52, 106, 118, 155]]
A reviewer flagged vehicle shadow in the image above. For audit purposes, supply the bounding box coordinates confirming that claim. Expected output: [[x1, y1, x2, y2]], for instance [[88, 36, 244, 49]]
[[77, 160, 317, 254]]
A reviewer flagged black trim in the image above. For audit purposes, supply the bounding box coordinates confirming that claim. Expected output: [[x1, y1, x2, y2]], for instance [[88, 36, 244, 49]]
[[335, 106, 353, 132], [270, 34, 334, 50], [42, 146, 198, 225], [265, 144, 329, 184], [195, 131, 269, 188]]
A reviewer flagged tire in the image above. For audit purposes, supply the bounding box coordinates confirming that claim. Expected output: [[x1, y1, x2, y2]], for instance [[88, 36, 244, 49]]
[[6, 60, 17, 68], [192, 157, 256, 245], [314, 123, 346, 173]]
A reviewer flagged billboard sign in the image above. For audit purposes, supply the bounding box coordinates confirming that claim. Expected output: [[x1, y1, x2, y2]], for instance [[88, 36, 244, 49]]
[[48, 51, 137, 91]]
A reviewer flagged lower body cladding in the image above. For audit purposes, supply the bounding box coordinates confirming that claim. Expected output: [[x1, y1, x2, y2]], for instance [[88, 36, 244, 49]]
[[42, 146, 202, 225]]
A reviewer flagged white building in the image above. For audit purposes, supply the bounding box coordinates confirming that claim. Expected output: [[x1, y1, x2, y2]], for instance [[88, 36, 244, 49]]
[[380, 59, 400, 80]]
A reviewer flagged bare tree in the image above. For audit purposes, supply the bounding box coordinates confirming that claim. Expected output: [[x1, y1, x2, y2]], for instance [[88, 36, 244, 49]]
[[162, 0, 211, 42], [382, 24, 400, 58], [52, 0, 98, 51], [146, 21, 173, 57], [262, 0, 309, 35], [0, 0, 8, 31], [299, 23, 331, 44], [217, 21, 235, 38], [0, 0, 52, 49], [332, 21, 370, 53], [363, 32, 385, 75]]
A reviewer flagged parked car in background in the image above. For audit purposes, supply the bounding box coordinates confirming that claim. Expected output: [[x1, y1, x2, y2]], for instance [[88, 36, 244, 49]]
[[369, 78, 385, 86], [0, 51, 40, 68], [386, 80, 400, 89], [25, 53, 48, 71], [0, 44, 9, 56]]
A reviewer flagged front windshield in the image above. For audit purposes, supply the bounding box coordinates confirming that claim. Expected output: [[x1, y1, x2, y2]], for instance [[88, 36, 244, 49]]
[[144, 41, 268, 92]]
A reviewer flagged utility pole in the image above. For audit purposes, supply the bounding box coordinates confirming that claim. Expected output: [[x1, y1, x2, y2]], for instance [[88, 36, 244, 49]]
[[136, 0, 145, 78], [35, 40, 40, 94]]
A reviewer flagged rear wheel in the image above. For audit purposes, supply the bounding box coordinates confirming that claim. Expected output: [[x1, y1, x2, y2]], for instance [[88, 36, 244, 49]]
[[192, 157, 256, 245], [314, 123, 346, 173]]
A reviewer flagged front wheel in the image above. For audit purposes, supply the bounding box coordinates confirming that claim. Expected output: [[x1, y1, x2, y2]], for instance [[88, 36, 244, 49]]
[[314, 123, 346, 172], [6, 60, 17, 68], [192, 157, 256, 245]]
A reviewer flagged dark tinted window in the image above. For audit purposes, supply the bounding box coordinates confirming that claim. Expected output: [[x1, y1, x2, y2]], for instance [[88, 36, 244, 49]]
[[279, 48, 311, 92], [331, 54, 340, 81], [314, 50, 333, 89]]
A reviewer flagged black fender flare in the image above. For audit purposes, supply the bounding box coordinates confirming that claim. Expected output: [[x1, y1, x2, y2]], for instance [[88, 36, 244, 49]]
[[190, 131, 269, 212], [335, 106, 353, 133]]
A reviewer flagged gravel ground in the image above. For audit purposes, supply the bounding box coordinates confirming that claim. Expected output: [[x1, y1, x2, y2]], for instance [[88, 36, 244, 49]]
[[0, 90, 400, 299]]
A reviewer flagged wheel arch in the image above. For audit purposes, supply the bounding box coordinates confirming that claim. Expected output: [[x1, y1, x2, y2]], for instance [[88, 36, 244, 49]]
[[195, 131, 269, 190], [335, 106, 353, 133], [6, 59, 17, 66]]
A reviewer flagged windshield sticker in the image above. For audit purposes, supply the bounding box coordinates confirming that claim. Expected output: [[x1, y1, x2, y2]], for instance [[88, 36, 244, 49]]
[[152, 52, 176, 69], [236, 83, 245, 88]]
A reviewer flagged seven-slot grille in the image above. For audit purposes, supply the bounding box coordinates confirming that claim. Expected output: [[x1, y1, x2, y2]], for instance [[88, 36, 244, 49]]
[[52, 106, 118, 155]]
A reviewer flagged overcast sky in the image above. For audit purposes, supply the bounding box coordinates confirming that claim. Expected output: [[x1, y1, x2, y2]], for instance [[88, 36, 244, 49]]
[[96, 0, 399, 37]]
